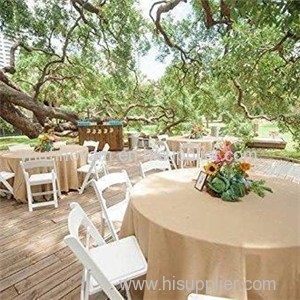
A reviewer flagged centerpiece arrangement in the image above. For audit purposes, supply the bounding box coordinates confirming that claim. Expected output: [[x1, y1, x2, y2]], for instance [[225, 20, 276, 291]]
[[198, 141, 272, 202], [188, 123, 209, 139], [34, 129, 59, 152]]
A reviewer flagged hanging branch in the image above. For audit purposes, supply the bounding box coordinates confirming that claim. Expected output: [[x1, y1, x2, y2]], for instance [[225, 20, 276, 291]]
[[231, 78, 275, 121], [150, 0, 202, 65]]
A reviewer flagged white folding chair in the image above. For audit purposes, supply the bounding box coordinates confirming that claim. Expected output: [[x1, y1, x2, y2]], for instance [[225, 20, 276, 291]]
[[179, 142, 202, 168], [83, 140, 99, 153], [8, 143, 31, 151], [92, 170, 132, 241], [64, 202, 147, 300], [0, 171, 15, 197], [188, 294, 232, 300], [78, 144, 110, 194], [157, 134, 169, 141], [83, 140, 100, 163], [140, 159, 171, 178], [20, 159, 61, 212], [152, 141, 177, 169]]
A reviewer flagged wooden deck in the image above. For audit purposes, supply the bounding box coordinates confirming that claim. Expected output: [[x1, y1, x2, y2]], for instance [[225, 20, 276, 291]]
[[0, 151, 299, 300]]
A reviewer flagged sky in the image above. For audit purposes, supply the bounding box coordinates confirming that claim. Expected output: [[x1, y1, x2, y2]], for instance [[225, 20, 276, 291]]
[[138, 0, 192, 80]]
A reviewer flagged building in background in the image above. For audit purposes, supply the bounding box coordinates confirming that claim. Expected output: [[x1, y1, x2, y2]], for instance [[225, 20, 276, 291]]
[[0, 32, 14, 68]]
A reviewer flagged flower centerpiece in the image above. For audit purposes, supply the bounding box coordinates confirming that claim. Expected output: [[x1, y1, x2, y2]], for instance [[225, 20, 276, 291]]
[[188, 123, 209, 139], [203, 141, 272, 202], [34, 129, 58, 152]]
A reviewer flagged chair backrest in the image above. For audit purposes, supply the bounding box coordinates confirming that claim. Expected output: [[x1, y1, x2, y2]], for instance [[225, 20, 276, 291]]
[[20, 159, 56, 183], [101, 143, 110, 160], [153, 141, 172, 158], [140, 159, 171, 178], [180, 142, 202, 160], [88, 143, 110, 168], [20, 158, 55, 170], [92, 170, 132, 241], [157, 134, 169, 141], [64, 202, 123, 300], [152, 140, 166, 153], [92, 170, 132, 196], [83, 140, 99, 152], [8, 144, 31, 151], [0, 171, 14, 194]]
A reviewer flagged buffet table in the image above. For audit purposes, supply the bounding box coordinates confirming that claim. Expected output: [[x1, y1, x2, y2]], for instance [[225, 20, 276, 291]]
[[120, 168, 300, 300]]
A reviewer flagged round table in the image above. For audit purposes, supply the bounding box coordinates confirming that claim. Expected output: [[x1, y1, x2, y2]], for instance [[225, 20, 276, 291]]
[[167, 136, 238, 153], [0, 145, 88, 202], [120, 168, 300, 300]]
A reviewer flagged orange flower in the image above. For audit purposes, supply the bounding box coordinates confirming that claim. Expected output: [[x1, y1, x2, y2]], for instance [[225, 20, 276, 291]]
[[240, 162, 251, 172], [224, 140, 231, 147]]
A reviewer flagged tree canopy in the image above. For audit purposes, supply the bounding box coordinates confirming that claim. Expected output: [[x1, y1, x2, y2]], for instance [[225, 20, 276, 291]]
[[0, 0, 299, 147]]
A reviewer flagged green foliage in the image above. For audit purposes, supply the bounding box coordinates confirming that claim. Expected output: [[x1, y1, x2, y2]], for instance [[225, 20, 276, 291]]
[[207, 169, 272, 202], [250, 180, 273, 198], [219, 113, 255, 144], [0, 0, 299, 150]]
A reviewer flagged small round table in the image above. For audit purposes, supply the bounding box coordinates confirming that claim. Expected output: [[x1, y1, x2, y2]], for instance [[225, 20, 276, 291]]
[[167, 136, 220, 153], [120, 168, 300, 300], [0, 145, 88, 202]]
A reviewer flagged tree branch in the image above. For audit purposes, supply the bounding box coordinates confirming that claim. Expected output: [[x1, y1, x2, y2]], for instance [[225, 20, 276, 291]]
[[200, 0, 233, 29], [150, 0, 200, 64], [231, 78, 275, 121], [32, 17, 81, 100]]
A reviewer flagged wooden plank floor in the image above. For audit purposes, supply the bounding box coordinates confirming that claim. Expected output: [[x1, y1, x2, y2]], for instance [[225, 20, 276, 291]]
[[0, 150, 299, 300]]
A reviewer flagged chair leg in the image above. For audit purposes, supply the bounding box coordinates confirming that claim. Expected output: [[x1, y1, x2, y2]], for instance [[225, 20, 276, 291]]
[[124, 281, 132, 300], [52, 178, 58, 208], [56, 177, 62, 198], [101, 215, 106, 237], [104, 163, 109, 175], [84, 270, 90, 300], [80, 271, 86, 300], [170, 155, 177, 169], [79, 173, 90, 194], [27, 187, 33, 212]]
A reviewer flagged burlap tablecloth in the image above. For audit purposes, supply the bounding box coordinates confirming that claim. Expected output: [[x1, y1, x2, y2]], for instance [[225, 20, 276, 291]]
[[167, 136, 239, 154], [120, 168, 300, 300], [0, 145, 88, 202], [167, 136, 219, 153]]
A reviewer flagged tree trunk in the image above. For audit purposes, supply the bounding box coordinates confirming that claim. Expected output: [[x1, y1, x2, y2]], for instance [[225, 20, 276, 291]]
[[0, 80, 79, 138], [0, 100, 43, 138]]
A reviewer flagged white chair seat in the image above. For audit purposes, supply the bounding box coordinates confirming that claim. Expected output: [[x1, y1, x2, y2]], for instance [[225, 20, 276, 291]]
[[89, 236, 147, 292], [77, 163, 106, 174], [0, 171, 15, 180], [78, 164, 92, 173], [28, 172, 54, 185], [105, 199, 128, 222]]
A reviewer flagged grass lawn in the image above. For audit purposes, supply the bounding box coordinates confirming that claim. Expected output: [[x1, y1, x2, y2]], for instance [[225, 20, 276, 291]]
[[0, 136, 77, 151], [0, 122, 298, 160], [254, 123, 299, 160]]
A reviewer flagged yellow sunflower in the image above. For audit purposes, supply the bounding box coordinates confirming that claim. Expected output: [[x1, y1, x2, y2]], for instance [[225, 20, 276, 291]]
[[204, 162, 219, 176]]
